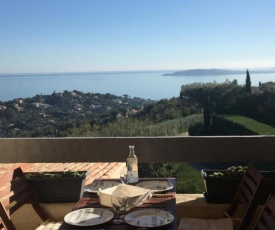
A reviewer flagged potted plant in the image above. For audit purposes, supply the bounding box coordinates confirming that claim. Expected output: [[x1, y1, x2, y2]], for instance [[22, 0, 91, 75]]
[[201, 166, 275, 204], [24, 170, 88, 203]]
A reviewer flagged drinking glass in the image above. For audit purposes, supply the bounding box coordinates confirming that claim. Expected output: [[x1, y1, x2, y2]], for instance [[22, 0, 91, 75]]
[[111, 195, 124, 224], [120, 166, 130, 184], [118, 192, 131, 220], [111, 187, 130, 224]]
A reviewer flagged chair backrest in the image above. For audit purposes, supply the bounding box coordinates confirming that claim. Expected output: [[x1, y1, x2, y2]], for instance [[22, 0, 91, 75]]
[[0, 167, 49, 230], [252, 194, 275, 230], [225, 165, 264, 230]]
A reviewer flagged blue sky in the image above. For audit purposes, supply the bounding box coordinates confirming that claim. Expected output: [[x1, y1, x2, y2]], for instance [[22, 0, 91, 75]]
[[1, 0, 275, 73]]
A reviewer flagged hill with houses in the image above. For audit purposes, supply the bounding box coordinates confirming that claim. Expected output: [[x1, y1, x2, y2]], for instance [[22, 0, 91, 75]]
[[0, 90, 153, 137]]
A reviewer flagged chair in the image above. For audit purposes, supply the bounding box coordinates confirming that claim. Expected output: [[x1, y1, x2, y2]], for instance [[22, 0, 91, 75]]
[[178, 165, 264, 230], [0, 167, 61, 230], [252, 194, 275, 230]]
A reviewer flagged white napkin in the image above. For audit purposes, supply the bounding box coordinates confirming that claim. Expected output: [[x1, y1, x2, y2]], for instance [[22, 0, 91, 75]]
[[98, 184, 153, 210]]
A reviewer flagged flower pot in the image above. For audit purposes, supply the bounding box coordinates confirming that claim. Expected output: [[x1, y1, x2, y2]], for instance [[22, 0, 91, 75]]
[[25, 171, 88, 203], [201, 169, 275, 204], [201, 169, 241, 203]]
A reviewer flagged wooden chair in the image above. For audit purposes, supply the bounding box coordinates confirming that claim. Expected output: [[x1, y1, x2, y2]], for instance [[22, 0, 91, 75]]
[[252, 194, 275, 230], [0, 167, 61, 230], [178, 165, 264, 230]]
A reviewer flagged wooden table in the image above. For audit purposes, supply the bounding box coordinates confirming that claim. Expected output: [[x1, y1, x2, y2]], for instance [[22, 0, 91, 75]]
[[59, 178, 177, 229]]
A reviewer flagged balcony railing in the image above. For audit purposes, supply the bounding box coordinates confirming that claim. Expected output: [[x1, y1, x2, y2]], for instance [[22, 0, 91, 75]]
[[1, 136, 275, 163]]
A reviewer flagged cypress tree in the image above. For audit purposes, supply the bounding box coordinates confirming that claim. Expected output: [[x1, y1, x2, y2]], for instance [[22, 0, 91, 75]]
[[245, 69, 251, 93], [203, 90, 211, 128]]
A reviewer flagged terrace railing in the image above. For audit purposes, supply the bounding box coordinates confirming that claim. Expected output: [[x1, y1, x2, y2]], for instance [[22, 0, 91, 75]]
[[0, 136, 275, 163]]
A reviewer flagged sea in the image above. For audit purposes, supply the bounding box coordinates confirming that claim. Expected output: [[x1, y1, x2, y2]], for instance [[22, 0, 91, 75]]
[[0, 70, 274, 102]]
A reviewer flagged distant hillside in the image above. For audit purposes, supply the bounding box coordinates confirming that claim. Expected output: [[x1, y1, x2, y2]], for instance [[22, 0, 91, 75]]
[[163, 68, 275, 76]]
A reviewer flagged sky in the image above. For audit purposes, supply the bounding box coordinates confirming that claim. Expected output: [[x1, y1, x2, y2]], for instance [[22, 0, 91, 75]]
[[1, 0, 275, 74]]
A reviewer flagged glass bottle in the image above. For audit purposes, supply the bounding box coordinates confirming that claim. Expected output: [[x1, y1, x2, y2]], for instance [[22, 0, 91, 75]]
[[126, 145, 138, 183]]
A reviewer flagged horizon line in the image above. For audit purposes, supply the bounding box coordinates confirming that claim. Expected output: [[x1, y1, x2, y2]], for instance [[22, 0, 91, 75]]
[[1, 66, 275, 76]]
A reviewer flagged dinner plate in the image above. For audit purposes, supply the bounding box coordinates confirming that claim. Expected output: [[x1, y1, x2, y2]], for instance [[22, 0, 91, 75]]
[[85, 180, 119, 193], [135, 180, 174, 192], [64, 208, 113, 226], [124, 209, 174, 228]]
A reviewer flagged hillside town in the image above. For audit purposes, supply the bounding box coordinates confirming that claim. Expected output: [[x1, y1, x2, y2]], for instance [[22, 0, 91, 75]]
[[0, 90, 153, 137]]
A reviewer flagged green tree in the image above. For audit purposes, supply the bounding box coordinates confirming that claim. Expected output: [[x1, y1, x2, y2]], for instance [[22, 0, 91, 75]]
[[245, 69, 251, 93], [203, 91, 211, 128], [4, 108, 18, 122], [180, 80, 243, 115], [110, 110, 118, 121]]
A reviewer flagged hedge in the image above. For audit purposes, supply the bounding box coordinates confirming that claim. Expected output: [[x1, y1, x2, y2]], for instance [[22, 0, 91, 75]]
[[213, 115, 275, 135]]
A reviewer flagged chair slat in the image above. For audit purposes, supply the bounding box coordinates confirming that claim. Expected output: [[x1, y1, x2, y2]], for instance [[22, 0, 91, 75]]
[[242, 175, 257, 193], [225, 166, 264, 230], [0, 201, 16, 230], [0, 167, 50, 229], [252, 195, 275, 230]]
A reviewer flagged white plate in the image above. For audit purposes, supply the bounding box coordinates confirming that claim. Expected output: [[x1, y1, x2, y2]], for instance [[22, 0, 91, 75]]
[[85, 180, 119, 193], [125, 209, 174, 228], [135, 180, 174, 192], [64, 208, 113, 226]]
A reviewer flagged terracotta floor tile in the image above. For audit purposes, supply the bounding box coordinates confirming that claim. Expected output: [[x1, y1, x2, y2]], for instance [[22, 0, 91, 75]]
[[0, 162, 125, 186]]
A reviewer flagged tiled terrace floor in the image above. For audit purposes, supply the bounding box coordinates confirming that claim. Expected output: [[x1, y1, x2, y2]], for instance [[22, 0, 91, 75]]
[[0, 162, 125, 185]]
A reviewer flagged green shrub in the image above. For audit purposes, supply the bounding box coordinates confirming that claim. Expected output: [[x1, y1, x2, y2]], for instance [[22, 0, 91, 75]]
[[176, 163, 204, 193], [25, 171, 86, 179], [208, 165, 248, 178], [139, 162, 179, 178]]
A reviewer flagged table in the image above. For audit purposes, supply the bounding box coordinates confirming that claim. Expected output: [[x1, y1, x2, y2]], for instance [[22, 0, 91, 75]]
[[59, 178, 177, 229]]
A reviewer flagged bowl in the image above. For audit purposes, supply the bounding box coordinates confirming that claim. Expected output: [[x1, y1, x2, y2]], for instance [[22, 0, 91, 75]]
[[98, 184, 153, 210]]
